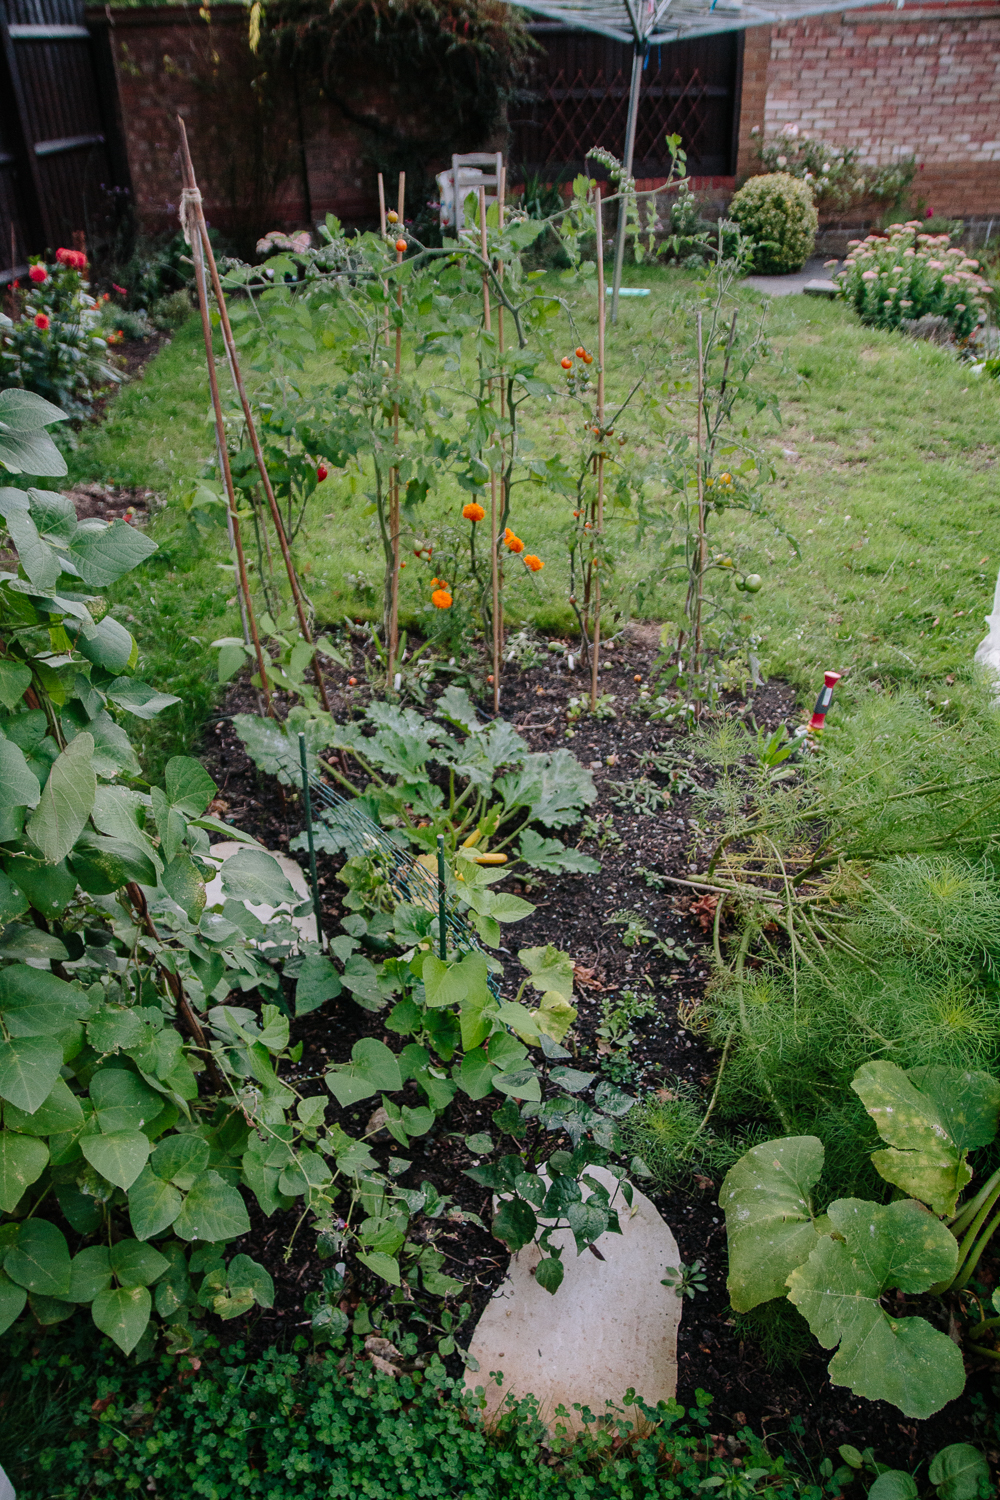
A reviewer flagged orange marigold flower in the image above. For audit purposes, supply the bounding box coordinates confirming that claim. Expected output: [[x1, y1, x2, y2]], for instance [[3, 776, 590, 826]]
[[523, 554, 544, 572], [462, 501, 486, 522], [504, 528, 524, 554], [431, 588, 453, 609]]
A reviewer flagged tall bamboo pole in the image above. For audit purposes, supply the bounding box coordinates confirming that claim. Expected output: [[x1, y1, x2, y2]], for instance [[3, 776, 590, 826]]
[[177, 130, 271, 714], [177, 121, 332, 714], [377, 172, 390, 348], [589, 190, 606, 711], [694, 310, 706, 674], [386, 172, 405, 688], [479, 187, 501, 715]]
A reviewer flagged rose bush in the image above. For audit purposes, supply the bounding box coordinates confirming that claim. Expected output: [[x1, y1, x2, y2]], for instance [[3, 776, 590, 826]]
[[0, 254, 118, 416], [728, 173, 818, 274], [833, 223, 990, 341]]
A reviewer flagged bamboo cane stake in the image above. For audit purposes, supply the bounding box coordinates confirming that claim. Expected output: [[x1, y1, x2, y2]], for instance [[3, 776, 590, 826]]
[[589, 190, 606, 712], [177, 123, 332, 714], [386, 172, 405, 688], [479, 187, 501, 715], [377, 172, 390, 348], [694, 310, 706, 675], [177, 135, 271, 714]]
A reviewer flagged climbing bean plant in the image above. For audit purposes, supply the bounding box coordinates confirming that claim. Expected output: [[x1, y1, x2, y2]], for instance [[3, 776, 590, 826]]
[[0, 429, 632, 1353]]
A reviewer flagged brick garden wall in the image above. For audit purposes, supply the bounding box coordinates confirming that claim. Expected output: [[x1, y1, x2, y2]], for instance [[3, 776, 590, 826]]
[[736, 1, 1000, 221], [88, 4, 463, 246], [91, 1, 1000, 242]]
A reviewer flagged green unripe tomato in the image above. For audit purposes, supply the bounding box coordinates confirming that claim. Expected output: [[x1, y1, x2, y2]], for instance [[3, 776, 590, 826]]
[[744, 574, 763, 594]]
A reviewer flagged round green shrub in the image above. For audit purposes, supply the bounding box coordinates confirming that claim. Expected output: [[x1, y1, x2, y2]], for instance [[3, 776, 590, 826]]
[[729, 172, 818, 274]]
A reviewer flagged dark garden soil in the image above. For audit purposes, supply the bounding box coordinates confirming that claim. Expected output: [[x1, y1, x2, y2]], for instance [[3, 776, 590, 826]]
[[192, 633, 1000, 1477]]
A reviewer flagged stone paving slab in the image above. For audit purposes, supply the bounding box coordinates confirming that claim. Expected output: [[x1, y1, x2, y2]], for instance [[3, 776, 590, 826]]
[[464, 1166, 682, 1433]]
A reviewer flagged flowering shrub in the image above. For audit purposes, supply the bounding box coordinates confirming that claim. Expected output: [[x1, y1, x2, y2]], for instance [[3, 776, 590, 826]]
[[834, 223, 991, 341], [0, 252, 118, 415], [729, 172, 818, 273], [752, 124, 916, 211]]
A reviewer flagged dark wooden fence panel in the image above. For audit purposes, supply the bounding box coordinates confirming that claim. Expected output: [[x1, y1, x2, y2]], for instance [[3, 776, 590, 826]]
[[511, 24, 743, 182], [0, 0, 129, 283]]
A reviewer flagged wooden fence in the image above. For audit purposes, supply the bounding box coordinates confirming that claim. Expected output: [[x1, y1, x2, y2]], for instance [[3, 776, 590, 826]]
[[0, 0, 129, 282]]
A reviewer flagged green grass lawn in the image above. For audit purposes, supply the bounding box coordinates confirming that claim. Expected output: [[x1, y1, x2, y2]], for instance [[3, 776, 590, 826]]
[[66, 266, 1000, 760]]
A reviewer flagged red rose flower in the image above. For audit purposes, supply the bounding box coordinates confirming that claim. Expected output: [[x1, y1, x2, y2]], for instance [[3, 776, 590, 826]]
[[28, 264, 47, 285], [34, 313, 50, 331]]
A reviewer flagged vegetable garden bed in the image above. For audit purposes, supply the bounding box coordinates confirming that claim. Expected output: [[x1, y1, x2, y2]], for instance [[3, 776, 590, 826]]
[[190, 641, 997, 1477]]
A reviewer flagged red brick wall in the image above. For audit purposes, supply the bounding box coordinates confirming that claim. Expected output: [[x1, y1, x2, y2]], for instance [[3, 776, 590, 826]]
[[759, 1, 1000, 217], [90, 4, 455, 243]]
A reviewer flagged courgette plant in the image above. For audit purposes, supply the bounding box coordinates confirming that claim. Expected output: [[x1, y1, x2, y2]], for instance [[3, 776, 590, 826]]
[[721, 1060, 1000, 1418], [234, 684, 601, 887]]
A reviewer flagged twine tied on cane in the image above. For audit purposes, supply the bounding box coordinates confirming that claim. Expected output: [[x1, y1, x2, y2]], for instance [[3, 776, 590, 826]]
[[179, 186, 203, 247]]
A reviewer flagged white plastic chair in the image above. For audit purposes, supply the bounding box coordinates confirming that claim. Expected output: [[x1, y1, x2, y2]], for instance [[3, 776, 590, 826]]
[[437, 152, 503, 237]]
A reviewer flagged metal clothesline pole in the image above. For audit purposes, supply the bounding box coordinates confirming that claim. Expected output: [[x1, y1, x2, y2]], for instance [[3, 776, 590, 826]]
[[610, 38, 646, 325]]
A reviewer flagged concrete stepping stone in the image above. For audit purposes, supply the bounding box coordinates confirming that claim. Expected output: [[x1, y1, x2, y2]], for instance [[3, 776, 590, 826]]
[[464, 1165, 682, 1433]]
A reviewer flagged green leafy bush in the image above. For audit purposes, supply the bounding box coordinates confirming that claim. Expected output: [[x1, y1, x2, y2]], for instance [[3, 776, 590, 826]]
[[721, 1061, 1000, 1418], [834, 225, 990, 342], [0, 256, 119, 416], [0, 447, 632, 1351], [729, 173, 818, 274]]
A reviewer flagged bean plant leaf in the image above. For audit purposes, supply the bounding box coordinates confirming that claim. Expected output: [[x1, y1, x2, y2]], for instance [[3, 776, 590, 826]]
[[109, 1239, 170, 1288], [165, 755, 217, 816], [786, 1198, 963, 1419], [325, 1038, 403, 1106], [173, 1170, 251, 1243], [927, 1443, 991, 1500], [534, 1255, 564, 1294], [127, 1165, 183, 1241], [720, 1136, 826, 1312], [25, 732, 96, 864], [851, 1061, 1000, 1217], [294, 956, 341, 1017], [81, 1130, 151, 1191], [0, 1270, 28, 1334], [106, 678, 181, 719], [77, 615, 136, 673], [0, 389, 69, 432], [355, 1250, 401, 1286], [0, 1131, 49, 1211], [0, 1035, 64, 1112], [162, 855, 207, 923], [4, 1219, 71, 1297], [91, 1284, 152, 1354], [2, 1076, 83, 1135], [67, 1246, 112, 1303], [68, 520, 158, 587], [493, 1195, 537, 1251], [0, 430, 67, 477], [0, 661, 32, 711], [219, 848, 298, 907], [0, 738, 40, 810]]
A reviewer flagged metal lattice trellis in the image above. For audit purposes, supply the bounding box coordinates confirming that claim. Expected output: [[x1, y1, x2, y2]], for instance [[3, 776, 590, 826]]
[[514, 65, 713, 173], [293, 735, 499, 989]]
